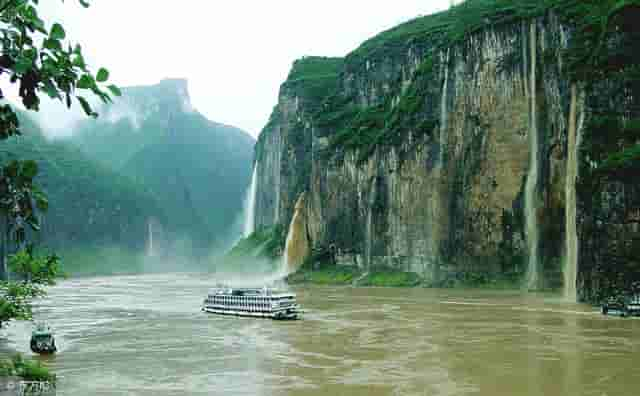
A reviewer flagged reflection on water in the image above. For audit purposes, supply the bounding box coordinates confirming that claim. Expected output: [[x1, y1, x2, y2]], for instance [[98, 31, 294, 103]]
[[0, 273, 639, 396]]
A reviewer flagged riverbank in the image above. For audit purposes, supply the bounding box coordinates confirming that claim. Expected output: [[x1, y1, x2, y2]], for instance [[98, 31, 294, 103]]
[[286, 265, 523, 289]]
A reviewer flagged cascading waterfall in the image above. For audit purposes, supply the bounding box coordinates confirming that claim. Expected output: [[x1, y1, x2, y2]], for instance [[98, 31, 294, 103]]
[[146, 219, 155, 257], [439, 49, 450, 167], [366, 189, 374, 269], [564, 84, 583, 302], [283, 193, 309, 276], [243, 164, 258, 238], [525, 21, 541, 290]]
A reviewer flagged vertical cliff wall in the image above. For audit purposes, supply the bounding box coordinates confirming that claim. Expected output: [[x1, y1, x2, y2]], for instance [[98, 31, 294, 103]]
[[255, 57, 342, 231], [305, 16, 576, 287], [254, 1, 640, 300]]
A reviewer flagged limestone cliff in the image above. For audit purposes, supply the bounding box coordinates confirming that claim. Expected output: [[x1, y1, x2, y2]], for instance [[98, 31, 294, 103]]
[[254, 1, 640, 301]]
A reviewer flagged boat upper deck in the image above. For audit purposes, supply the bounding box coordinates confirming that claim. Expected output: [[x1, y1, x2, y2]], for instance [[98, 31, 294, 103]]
[[207, 287, 295, 299]]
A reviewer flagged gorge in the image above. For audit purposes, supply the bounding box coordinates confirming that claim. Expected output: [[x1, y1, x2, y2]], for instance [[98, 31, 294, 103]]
[[245, 1, 640, 303], [1, 80, 254, 276]]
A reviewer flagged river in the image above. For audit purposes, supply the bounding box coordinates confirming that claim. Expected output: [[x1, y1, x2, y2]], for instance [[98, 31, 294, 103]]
[[1, 273, 638, 395]]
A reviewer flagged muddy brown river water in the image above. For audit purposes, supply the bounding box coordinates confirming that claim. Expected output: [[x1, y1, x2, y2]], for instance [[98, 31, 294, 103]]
[[0, 273, 638, 395]]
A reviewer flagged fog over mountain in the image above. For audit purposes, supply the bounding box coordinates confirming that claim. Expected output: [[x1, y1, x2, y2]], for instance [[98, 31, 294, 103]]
[[30, 1, 450, 138]]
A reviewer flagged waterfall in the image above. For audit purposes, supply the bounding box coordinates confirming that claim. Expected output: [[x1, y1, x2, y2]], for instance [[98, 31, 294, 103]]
[[564, 84, 583, 302], [146, 219, 155, 257], [243, 164, 258, 238], [525, 21, 540, 290], [366, 196, 374, 269], [439, 49, 450, 167], [283, 193, 309, 276]]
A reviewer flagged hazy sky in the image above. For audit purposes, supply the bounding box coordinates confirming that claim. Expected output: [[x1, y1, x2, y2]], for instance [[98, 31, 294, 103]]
[[35, 1, 450, 138]]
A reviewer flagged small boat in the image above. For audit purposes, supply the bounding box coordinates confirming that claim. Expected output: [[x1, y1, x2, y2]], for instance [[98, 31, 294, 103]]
[[30, 323, 57, 354], [601, 294, 640, 317], [202, 286, 301, 320]]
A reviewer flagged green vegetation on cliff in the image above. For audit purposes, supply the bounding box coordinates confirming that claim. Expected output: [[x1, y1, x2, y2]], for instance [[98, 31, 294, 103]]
[[359, 271, 422, 287], [314, 0, 640, 163], [287, 264, 423, 288], [283, 56, 343, 106], [255, 57, 343, 165], [349, 0, 640, 68], [228, 225, 286, 260], [249, 0, 640, 298], [326, 57, 440, 162], [287, 266, 358, 285]]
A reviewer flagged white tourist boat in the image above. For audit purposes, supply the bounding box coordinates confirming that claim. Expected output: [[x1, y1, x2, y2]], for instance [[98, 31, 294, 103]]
[[202, 286, 301, 320]]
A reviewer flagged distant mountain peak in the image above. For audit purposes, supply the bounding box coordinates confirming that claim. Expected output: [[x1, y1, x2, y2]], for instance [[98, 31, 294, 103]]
[[156, 78, 193, 112], [94, 78, 194, 129]]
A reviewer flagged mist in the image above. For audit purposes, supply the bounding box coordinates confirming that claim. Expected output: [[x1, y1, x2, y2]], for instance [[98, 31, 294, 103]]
[[33, 0, 450, 138]]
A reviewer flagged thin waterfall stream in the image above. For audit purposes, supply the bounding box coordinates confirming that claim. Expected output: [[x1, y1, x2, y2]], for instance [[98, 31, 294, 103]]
[[525, 21, 541, 290], [243, 164, 258, 238], [146, 219, 155, 257], [564, 84, 583, 302]]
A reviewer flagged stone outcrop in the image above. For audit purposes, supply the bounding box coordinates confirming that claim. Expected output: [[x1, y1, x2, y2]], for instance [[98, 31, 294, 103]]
[[253, 4, 640, 301]]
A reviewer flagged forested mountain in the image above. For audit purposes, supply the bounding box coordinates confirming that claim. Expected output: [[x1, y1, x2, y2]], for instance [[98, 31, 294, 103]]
[[69, 78, 255, 254], [0, 114, 165, 254]]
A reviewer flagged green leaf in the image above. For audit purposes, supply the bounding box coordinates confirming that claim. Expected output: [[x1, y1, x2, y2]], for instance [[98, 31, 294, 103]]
[[13, 56, 32, 74], [107, 84, 122, 97], [21, 160, 38, 180], [50, 23, 66, 40], [42, 80, 61, 100], [77, 96, 97, 118], [79, 0, 91, 8], [77, 74, 95, 90], [33, 192, 49, 212], [96, 68, 109, 82], [43, 38, 62, 51], [4, 160, 20, 180], [72, 53, 86, 68], [25, 215, 41, 232]]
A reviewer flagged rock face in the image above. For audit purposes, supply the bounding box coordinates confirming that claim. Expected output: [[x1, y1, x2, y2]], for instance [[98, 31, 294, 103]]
[[254, 5, 640, 301]]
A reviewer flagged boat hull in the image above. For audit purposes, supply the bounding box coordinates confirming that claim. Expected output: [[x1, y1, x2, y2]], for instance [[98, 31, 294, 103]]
[[202, 307, 299, 320], [30, 338, 57, 355]]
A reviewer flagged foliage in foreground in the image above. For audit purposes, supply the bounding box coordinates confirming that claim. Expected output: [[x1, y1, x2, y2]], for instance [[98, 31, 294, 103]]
[[0, 0, 117, 331], [0, 248, 61, 327], [0, 0, 119, 140], [0, 354, 55, 382]]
